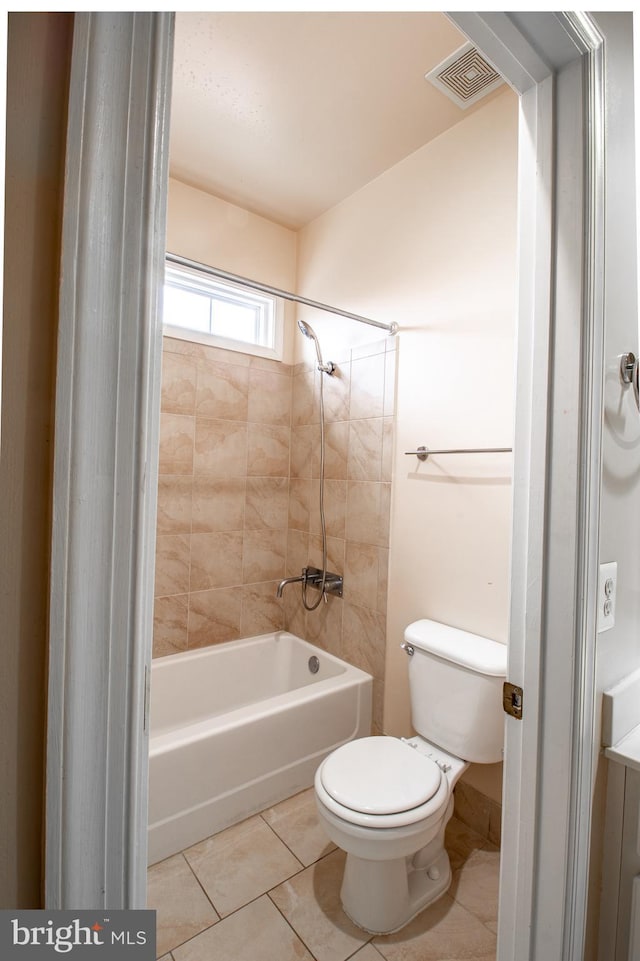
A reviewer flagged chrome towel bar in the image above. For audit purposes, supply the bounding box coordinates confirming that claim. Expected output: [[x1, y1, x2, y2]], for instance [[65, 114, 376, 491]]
[[405, 445, 512, 461]]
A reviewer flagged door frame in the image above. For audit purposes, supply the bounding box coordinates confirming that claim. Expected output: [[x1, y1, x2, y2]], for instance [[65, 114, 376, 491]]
[[45, 12, 173, 907], [45, 10, 608, 959], [450, 13, 606, 960]]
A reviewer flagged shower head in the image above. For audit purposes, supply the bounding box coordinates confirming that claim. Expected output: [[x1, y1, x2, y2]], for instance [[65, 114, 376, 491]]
[[297, 320, 335, 375], [297, 319, 315, 341]]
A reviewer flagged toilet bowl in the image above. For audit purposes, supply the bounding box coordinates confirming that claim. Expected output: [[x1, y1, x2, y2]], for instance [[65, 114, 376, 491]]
[[314, 734, 467, 934], [313, 618, 507, 935]]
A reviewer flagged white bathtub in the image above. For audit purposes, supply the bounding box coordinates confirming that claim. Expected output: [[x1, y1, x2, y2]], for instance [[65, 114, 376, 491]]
[[148, 631, 373, 864]]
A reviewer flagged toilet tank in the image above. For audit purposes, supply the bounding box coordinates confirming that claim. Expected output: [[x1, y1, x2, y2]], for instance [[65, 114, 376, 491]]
[[404, 619, 507, 764]]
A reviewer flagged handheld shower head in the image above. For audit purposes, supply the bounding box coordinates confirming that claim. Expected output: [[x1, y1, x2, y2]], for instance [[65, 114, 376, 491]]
[[297, 320, 335, 375], [297, 319, 314, 340]]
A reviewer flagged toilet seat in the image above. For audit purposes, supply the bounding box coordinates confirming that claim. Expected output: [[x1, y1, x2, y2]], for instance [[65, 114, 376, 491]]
[[321, 737, 442, 815], [316, 736, 450, 829]]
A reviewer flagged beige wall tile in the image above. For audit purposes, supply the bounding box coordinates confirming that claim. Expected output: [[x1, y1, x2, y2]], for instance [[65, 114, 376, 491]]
[[309, 479, 346, 539], [190, 532, 243, 591], [283, 589, 306, 639], [312, 420, 348, 480], [195, 360, 249, 421], [343, 542, 379, 610], [243, 529, 286, 583], [303, 593, 343, 658], [342, 602, 386, 683], [155, 534, 191, 597], [247, 424, 290, 477], [383, 348, 397, 417], [194, 419, 248, 476], [192, 476, 246, 533], [371, 678, 385, 735], [159, 413, 195, 475], [245, 476, 289, 530], [197, 343, 251, 368], [240, 582, 284, 636], [288, 478, 311, 532], [157, 475, 192, 535], [161, 352, 198, 415], [346, 482, 390, 547], [286, 529, 309, 576], [350, 354, 385, 420], [308, 534, 345, 574], [160, 351, 197, 415], [290, 425, 314, 479], [153, 594, 189, 657], [291, 371, 317, 427], [348, 418, 383, 482], [188, 587, 242, 647], [163, 336, 249, 368], [323, 363, 350, 423], [248, 367, 292, 426], [155, 318, 393, 685], [381, 418, 394, 483], [351, 340, 387, 360], [249, 354, 290, 373], [377, 547, 389, 615]]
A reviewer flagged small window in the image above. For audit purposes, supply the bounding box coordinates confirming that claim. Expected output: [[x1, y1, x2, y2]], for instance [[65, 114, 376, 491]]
[[163, 258, 283, 360]]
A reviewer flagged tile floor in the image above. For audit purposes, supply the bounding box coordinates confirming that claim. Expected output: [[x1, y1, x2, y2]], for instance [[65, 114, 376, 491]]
[[148, 788, 500, 961]]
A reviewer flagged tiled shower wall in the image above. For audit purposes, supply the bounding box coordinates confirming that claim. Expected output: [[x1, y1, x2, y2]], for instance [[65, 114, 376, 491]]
[[283, 339, 396, 732], [153, 334, 396, 732]]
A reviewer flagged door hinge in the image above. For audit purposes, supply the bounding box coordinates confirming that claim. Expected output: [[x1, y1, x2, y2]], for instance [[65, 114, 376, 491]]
[[503, 681, 523, 720]]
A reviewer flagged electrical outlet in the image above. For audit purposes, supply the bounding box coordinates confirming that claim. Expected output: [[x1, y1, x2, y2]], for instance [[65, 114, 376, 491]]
[[597, 562, 617, 633]]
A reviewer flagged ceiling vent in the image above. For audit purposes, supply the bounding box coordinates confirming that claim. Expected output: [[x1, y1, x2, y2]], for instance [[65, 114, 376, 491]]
[[425, 42, 504, 110]]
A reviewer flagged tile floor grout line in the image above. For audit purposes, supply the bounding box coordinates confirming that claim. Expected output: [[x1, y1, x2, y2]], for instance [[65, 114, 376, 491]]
[[344, 928, 386, 961], [265, 890, 325, 961], [180, 849, 221, 916], [263, 846, 376, 961], [258, 810, 306, 871], [152, 802, 499, 960]]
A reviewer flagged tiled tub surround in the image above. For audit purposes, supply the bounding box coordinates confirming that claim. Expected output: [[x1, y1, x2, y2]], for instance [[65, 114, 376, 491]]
[[155, 337, 293, 655], [154, 335, 396, 731], [284, 338, 396, 733]]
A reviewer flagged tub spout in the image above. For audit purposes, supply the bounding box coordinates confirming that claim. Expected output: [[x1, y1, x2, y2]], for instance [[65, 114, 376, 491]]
[[276, 570, 308, 598]]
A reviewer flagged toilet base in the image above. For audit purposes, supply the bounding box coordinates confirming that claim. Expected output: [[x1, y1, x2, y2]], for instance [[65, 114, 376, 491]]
[[340, 835, 452, 935]]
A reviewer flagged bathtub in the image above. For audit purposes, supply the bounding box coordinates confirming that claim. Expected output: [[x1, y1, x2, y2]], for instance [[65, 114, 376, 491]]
[[147, 631, 373, 864]]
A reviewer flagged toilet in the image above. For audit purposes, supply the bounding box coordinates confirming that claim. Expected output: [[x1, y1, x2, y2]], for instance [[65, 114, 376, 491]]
[[314, 618, 507, 935]]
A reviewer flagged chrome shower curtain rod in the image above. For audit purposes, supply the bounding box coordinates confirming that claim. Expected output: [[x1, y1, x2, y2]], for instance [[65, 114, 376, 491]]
[[166, 253, 398, 335]]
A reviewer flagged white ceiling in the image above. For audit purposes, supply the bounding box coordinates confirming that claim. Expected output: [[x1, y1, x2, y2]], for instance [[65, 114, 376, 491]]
[[170, 12, 504, 230]]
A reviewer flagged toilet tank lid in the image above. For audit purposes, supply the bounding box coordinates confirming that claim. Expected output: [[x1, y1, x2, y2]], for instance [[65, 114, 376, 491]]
[[404, 619, 507, 677]]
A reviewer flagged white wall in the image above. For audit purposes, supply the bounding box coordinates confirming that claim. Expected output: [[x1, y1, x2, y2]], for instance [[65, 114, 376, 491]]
[[297, 90, 519, 800], [593, 15, 640, 696], [166, 178, 298, 364]]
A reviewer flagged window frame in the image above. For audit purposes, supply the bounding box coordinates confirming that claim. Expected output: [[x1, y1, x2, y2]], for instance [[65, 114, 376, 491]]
[[163, 256, 284, 361]]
